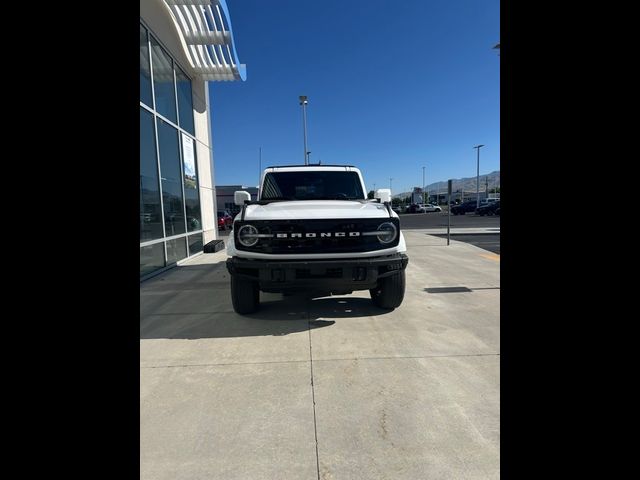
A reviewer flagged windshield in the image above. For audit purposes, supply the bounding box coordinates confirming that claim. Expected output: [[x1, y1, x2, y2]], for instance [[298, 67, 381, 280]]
[[260, 171, 365, 201]]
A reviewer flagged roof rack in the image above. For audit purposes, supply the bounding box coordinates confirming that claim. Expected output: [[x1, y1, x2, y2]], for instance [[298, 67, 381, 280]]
[[264, 164, 356, 169]]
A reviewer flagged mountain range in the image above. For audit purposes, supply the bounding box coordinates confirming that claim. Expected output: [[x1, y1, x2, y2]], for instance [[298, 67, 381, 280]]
[[391, 170, 500, 199]]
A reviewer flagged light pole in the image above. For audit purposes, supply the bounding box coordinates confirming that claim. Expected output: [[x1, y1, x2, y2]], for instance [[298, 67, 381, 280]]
[[474, 145, 484, 208], [422, 166, 425, 204], [389, 177, 393, 193], [299, 95, 309, 165]]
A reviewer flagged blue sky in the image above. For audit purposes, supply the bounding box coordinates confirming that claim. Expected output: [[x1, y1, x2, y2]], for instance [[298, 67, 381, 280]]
[[209, 0, 499, 193]]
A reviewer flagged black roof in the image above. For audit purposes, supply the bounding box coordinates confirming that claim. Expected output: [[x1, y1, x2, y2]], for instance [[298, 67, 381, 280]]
[[264, 164, 356, 169]]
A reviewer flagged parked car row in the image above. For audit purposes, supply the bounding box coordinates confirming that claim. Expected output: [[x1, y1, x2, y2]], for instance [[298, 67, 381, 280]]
[[476, 200, 500, 216], [450, 201, 477, 215], [449, 199, 500, 216], [397, 203, 442, 214], [217, 210, 233, 230], [390, 200, 500, 216]]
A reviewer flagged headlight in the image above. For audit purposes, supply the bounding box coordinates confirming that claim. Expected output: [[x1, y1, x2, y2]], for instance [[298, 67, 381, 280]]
[[376, 222, 397, 244], [237, 224, 259, 247]]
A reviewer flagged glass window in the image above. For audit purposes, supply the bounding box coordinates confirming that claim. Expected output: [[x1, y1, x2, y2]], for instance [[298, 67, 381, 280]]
[[261, 171, 365, 200], [166, 238, 187, 264], [150, 36, 177, 123], [140, 108, 163, 241], [181, 133, 201, 232], [176, 67, 195, 135], [140, 24, 152, 107], [157, 118, 186, 236], [188, 234, 203, 256], [140, 243, 165, 277]]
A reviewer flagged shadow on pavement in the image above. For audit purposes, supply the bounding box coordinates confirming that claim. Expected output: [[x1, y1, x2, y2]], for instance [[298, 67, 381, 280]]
[[140, 295, 389, 340]]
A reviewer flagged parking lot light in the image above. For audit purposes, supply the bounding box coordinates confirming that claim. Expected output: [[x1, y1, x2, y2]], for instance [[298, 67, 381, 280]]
[[473, 145, 484, 208]]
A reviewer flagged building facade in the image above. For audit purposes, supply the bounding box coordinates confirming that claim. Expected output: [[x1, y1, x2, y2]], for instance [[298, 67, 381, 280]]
[[140, 0, 245, 279], [216, 185, 259, 216]]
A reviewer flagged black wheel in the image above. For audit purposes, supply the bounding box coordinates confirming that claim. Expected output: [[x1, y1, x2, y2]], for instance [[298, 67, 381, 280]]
[[370, 270, 405, 309], [231, 275, 260, 314]]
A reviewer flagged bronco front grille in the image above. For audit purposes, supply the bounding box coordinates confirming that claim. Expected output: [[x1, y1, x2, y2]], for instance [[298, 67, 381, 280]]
[[234, 218, 400, 254]]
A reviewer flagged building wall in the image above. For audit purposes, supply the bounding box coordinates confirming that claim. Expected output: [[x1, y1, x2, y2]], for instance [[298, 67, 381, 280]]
[[140, 0, 218, 279], [216, 186, 259, 216], [142, 0, 217, 247]]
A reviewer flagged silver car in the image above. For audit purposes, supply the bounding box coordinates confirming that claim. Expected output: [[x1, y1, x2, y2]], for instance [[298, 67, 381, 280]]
[[417, 203, 442, 213]]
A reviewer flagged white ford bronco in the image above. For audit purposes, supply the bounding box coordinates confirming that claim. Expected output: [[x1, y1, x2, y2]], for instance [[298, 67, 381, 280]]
[[226, 165, 409, 314]]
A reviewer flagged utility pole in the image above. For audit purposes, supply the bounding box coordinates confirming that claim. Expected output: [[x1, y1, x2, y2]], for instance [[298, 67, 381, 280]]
[[474, 145, 484, 208], [422, 166, 426, 204], [299, 96, 309, 165]]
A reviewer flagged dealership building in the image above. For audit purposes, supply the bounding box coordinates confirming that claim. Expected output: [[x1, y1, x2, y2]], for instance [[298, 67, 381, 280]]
[[140, 0, 246, 279]]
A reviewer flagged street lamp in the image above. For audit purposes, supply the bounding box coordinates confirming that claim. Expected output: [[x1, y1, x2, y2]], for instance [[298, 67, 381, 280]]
[[299, 95, 309, 165], [473, 145, 484, 208], [389, 177, 393, 192], [422, 166, 425, 204]]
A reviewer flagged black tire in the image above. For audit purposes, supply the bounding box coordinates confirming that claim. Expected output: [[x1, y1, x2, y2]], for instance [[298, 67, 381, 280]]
[[370, 270, 405, 309], [231, 275, 260, 314]]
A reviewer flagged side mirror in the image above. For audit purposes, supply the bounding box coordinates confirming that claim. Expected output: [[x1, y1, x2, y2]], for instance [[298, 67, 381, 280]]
[[234, 191, 251, 206], [374, 188, 392, 203]]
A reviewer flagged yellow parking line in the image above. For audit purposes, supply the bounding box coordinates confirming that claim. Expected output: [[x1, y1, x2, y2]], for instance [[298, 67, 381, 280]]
[[480, 253, 500, 262]]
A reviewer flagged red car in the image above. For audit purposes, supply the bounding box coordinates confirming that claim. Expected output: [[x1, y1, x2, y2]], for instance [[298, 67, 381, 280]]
[[217, 210, 233, 230]]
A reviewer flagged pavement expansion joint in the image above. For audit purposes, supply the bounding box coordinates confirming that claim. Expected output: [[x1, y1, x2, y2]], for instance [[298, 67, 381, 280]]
[[307, 315, 321, 480], [139, 359, 311, 369]]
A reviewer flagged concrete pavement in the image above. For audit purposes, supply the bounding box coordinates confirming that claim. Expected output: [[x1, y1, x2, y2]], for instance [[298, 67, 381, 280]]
[[140, 230, 500, 479], [408, 227, 500, 235]]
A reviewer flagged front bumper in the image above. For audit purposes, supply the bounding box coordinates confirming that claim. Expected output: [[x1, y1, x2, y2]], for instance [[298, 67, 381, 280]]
[[226, 253, 409, 293]]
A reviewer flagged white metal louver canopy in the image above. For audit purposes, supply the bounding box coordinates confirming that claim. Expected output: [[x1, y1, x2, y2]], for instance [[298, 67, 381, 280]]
[[163, 0, 246, 81]]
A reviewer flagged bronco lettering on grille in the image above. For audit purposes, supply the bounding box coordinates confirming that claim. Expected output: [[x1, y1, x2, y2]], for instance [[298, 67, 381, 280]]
[[274, 232, 361, 238]]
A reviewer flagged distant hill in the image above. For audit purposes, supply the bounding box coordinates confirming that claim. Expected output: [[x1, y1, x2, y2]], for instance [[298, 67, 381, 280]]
[[392, 171, 500, 199]]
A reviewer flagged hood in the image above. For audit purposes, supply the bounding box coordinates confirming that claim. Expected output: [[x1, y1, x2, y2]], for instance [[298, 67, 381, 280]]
[[241, 200, 396, 221]]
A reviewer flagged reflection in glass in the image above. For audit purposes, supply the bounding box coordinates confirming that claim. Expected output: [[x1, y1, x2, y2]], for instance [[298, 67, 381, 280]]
[[150, 35, 177, 123], [188, 234, 203, 256], [140, 24, 152, 107], [181, 134, 201, 232], [166, 238, 187, 265], [140, 243, 165, 277], [140, 108, 163, 241], [176, 66, 195, 135], [157, 119, 186, 236]]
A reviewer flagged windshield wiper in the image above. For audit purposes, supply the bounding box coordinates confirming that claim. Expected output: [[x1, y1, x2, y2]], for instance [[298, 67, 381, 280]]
[[252, 196, 295, 204], [315, 195, 359, 200]]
